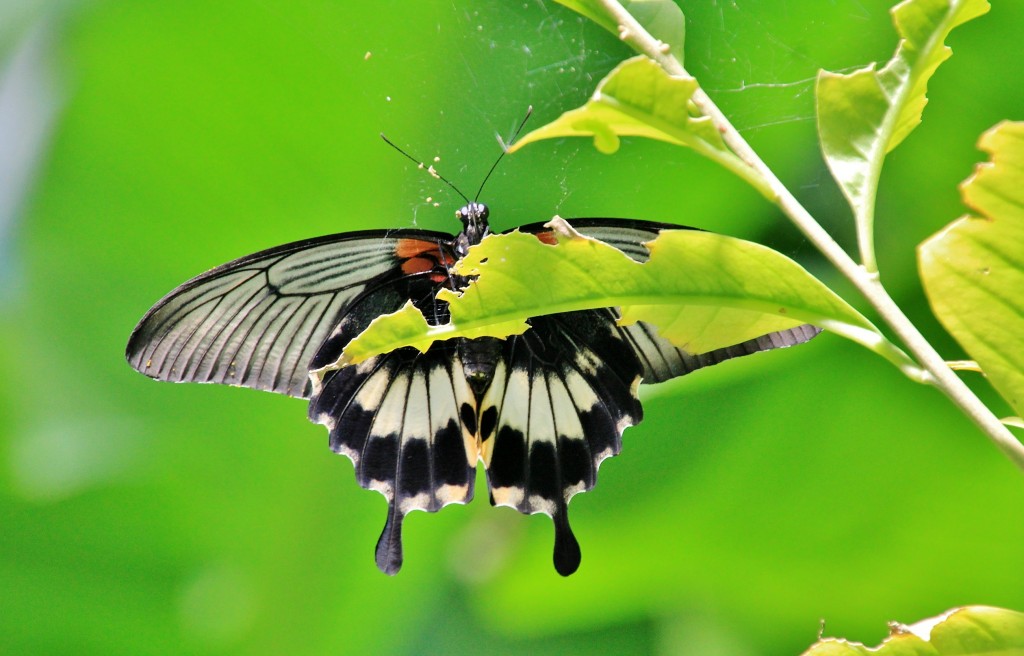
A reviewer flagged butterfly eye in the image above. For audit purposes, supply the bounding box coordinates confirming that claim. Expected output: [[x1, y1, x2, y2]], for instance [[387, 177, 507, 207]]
[[455, 209, 464, 221]]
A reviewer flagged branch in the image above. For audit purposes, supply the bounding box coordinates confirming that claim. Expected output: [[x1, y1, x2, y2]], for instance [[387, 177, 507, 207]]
[[597, 0, 1024, 471]]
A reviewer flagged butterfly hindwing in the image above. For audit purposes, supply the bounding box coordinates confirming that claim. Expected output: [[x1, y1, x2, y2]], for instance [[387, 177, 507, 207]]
[[310, 343, 477, 575], [304, 253, 477, 576], [479, 309, 644, 576]]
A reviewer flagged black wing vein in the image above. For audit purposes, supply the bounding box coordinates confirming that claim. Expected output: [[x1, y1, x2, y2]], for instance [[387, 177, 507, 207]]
[[190, 273, 279, 382]]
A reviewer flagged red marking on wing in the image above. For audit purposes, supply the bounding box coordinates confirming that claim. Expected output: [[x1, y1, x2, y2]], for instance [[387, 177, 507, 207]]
[[395, 238, 455, 266], [395, 239, 434, 258], [401, 257, 436, 275], [534, 231, 558, 245]]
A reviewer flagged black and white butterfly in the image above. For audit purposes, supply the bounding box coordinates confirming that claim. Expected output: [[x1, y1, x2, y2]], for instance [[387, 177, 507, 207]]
[[126, 197, 819, 576]]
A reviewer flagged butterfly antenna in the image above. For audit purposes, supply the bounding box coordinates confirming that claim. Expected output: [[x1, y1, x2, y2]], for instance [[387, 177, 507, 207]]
[[380, 133, 471, 204], [474, 105, 533, 201]]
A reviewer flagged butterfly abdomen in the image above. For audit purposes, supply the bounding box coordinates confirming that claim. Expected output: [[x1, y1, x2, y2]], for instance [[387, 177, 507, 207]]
[[457, 336, 503, 396]]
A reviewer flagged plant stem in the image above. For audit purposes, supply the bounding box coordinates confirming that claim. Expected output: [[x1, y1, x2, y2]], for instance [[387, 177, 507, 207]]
[[597, 0, 1024, 471], [723, 102, 1024, 471], [717, 113, 1024, 469]]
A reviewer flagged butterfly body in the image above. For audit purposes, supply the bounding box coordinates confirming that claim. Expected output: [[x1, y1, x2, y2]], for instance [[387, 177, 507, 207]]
[[127, 204, 819, 576]]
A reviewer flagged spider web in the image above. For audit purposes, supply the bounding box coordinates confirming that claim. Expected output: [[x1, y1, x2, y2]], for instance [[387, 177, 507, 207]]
[[685, 1, 885, 132], [453, 2, 886, 134], [366, 0, 889, 234]]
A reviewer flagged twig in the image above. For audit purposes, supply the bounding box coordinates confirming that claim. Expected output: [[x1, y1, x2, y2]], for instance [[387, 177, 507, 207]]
[[597, 0, 1024, 471]]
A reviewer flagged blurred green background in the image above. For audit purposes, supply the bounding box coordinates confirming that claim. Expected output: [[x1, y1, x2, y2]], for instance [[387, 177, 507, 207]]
[[2, 1, 1022, 654]]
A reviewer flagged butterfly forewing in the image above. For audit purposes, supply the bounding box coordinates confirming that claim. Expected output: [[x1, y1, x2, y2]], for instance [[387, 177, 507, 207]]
[[619, 321, 823, 383], [126, 230, 454, 398], [514, 218, 684, 263]]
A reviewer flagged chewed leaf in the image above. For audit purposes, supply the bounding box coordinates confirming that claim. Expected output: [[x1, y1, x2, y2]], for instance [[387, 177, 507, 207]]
[[919, 121, 1024, 416], [554, 0, 685, 59], [509, 56, 727, 157], [802, 606, 1024, 655], [337, 221, 900, 370], [817, 0, 989, 219]]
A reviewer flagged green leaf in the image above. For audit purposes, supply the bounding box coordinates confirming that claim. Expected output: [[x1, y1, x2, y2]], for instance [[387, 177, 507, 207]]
[[802, 606, 1024, 655], [508, 55, 774, 196], [325, 220, 901, 375], [919, 121, 1024, 417], [508, 56, 768, 192], [510, 56, 722, 155], [553, 0, 685, 60], [817, 0, 989, 227]]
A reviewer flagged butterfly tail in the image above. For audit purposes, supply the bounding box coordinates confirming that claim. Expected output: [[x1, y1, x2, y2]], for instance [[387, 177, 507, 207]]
[[375, 504, 405, 575], [553, 508, 581, 576]]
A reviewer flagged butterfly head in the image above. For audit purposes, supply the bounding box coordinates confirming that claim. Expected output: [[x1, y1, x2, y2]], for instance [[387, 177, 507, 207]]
[[456, 201, 489, 225], [456, 202, 490, 248]]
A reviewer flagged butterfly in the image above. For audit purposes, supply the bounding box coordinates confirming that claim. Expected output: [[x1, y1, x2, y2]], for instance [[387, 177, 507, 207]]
[[125, 195, 820, 576]]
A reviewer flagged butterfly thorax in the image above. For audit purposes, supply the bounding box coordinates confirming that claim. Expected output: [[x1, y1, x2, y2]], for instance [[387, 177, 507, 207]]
[[450, 202, 502, 395]]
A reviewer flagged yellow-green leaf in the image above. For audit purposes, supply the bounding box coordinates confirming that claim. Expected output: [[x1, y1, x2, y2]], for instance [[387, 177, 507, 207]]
[[817, 0, 989, 220], [802, 606, 1024, 655], [330, 220, 903, 372], [919, 121, 1024, 416], [509, 56, 725, 156]]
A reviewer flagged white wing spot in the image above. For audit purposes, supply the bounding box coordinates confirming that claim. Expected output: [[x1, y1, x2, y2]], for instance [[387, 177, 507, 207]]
[[368, 479, 394, 500], [399, 492, 431, 514], [435, 483, 470, 506], [491, 486, 525, 508], [527, 495, 557, 517]]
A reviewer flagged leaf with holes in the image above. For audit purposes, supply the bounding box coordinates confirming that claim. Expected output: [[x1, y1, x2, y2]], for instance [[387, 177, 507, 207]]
[[333, 219, 901, 372]]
